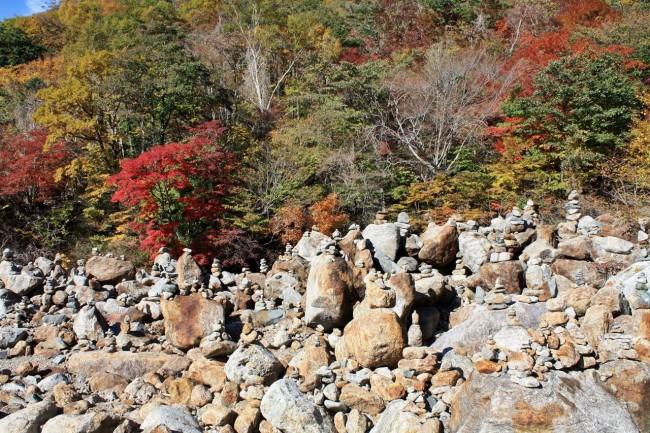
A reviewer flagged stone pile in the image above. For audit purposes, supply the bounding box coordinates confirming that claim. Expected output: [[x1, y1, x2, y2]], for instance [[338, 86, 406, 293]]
[[0, 190, 649, 432]]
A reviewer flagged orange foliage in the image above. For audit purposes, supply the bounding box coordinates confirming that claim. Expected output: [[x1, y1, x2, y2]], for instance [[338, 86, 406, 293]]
[[309, 194, 349, 236], [269, 205, 312, 245]]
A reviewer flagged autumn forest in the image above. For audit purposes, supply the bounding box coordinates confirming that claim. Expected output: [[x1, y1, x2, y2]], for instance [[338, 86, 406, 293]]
[[0, 0, 649, 267]]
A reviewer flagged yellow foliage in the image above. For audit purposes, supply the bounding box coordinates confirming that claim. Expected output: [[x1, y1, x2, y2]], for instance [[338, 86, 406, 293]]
[[0, 57, 62, 85], [34, 50, 115, 147]]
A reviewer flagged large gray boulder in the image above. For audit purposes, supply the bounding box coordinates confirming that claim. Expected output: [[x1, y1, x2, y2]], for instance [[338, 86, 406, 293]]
[[432, 303, 546, 354], [294, 231, 331, 262], [0, 273, 43, 295], [261, 379, 335, 433], [0, 327, 28, 349], [458, 232, 491, 273], [224, 344, 284, 385], [449, 370, 639, 433], [265, 271, 302, 301], [72, 305, 107, 341], [175, 251, 204, 288], [362, 223, 401, 262]]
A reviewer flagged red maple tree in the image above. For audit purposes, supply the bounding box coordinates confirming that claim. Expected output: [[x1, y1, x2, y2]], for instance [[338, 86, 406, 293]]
[[0, 128, 69, 205], [108, 121, 239, 257]]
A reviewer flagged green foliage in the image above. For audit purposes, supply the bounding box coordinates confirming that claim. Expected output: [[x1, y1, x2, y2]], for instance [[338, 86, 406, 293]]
[[0, 23, 45, 67], [497, 52, 643, 194]]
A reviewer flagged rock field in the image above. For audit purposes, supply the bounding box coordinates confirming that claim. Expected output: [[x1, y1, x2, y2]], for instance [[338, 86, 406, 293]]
[[1, 191, 650, 432]]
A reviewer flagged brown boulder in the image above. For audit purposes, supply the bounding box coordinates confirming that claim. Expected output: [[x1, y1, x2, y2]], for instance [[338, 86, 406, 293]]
[[161, 293, 225, 350], [558, 286, 597, 316], [465, 261, 525, 294], [293, 336, 332, 392], [344, 308, 405, 368], [188, 359, 227, 391], [176, 251, 204, 288], [475, 359, 501, 374], [85, 256, 135, 284], [634, 309, 650, 340], [418, 223, 458, 268], [551, 259, 606, 288], [599, 360, 650, 432], [89, 372, 129, 393], [304, 254, 355, 330], [67, 351, 189, 381], [386, 272, 416, 321], [340, 383, 385, 416], [581, 305, 612, 349], [169, 378, 195, 405], [557, 236, 593, 260], [370, 375, 406, 401], [449, 370, 638, 433]]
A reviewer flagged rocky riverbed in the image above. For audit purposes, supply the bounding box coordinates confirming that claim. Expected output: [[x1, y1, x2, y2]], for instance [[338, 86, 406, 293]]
[[0, 191, 649, 432]]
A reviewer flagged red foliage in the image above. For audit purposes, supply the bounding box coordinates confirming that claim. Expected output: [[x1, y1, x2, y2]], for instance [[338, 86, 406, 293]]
[[340, 48, 371, 66], [0, 129, 69, 204], [501, 0, 627, 95], [556, 0, 619, 32], [108, 121, 238, 256]]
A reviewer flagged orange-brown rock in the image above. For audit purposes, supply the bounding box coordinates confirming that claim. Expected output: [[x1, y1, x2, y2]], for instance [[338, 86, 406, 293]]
[[551, 259, 606, 288], [540, 311, 569, 327], [169, 378, 196, 405], [475, 359, 501, 374], [633, 309, 650, 340], [465, 261, 525, 294], [386, 272, 416, 321], [559, 286, 597, 316], [449, 370, 638, 432], [161, 293, 225, 350], [188, 359, 227, 392], [294, 336, 332, 392], [68, 351, 189, 381], [552, 342, 580, 369], [340, 383, 385, 416], [581, 305, 612, 349], [85, 255, 136, 284], [397, 354, 438, 375], [370, 375, 407, 401], [304, 254, 355, 330], [344, 308, 405, 368], [418, 223, 458, 268], [599, 360, 650, 432], [430, 370, 461, 388], [88, 372, 129, 393]]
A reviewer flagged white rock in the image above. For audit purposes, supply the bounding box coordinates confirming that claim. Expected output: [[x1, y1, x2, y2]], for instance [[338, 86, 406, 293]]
[[140, 405, 201, 433], [261, 378, 335, 433]]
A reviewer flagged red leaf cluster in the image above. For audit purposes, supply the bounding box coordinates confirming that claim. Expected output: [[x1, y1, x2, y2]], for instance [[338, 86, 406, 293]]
[[0, 129, 69, 204], [108, 121, 238, 255]]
